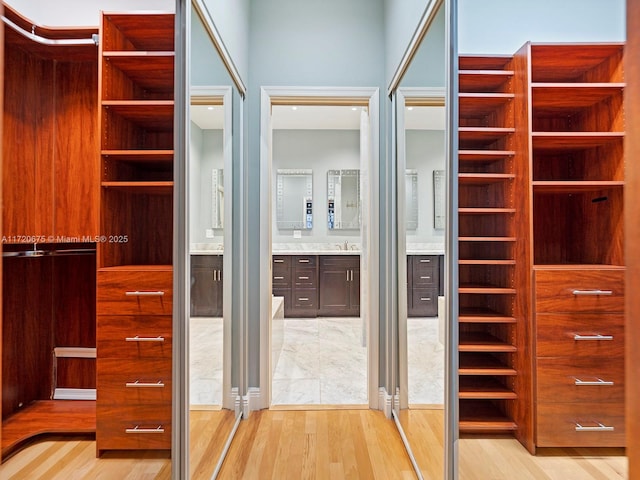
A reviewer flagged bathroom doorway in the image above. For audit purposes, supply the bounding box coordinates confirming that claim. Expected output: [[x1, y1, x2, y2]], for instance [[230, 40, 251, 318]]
[[259, 88, 380, 409]]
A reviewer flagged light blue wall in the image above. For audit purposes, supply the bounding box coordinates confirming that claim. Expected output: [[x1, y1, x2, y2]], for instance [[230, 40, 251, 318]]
[[383, 0, 432, 87], [247, 0, 386, 387], [202, 0, 250, 84], [459, 0, 626, 54], [400, 5, 445, 88]]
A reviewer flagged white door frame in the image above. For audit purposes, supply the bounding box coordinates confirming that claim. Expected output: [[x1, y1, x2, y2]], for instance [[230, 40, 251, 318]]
[[396, 87, 446, 409], [189, 86, 234, 410], [258, 86, 380, 410]]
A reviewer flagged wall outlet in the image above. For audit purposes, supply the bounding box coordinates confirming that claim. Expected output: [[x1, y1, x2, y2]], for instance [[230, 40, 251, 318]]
[[205, 229, 214, 238], [293, 230, 301, 239]]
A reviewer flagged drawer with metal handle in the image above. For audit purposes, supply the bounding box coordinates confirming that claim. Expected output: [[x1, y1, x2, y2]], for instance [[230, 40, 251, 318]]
[[97, 315, 172, 358], [97, 357, 171, 404], [98, 269, 172, 315], [97, 403, 171, 451]]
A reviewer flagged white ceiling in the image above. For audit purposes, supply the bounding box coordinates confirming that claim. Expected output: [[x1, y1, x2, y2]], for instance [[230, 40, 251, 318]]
[[191, 104, 224, 130]]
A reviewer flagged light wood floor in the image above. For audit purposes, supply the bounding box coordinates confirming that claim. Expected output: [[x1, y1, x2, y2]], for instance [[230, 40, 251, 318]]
[[0, 409, 628, 479]]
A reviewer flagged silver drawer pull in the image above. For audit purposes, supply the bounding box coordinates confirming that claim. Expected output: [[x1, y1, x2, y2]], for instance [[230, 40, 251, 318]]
[[574, 334, 613, 341], [274, 259, 284, 263], [419, 259, 431, 263], [575, 423, 614, 432], [125, 335, 165, 342], [126, 380, 165, 388], [299, 297, 309, 301], [299, 276, 309, 280], [125, 291, 165, 296], [125, 425, 165, 434], [298, 259, 310, 263], [574, 378, 614, 386], [420, 276, 431, 280], [421, 297, 432, 301], [572, 289, 613, 296], [273, 276, 284, 280]]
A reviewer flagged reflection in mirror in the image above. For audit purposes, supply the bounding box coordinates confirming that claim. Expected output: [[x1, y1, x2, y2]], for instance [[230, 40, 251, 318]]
[[188, 3, 239, 478], [276, 169, 314, 230], [393, 3, 446, 480], [327, 169, 361, 230], [405, 170, 418, 230]]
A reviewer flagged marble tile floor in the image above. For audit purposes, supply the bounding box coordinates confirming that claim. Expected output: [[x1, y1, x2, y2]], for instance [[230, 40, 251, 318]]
[[190, 317, 224, 407], [407, 317, 444, 406], [188, 316, 444, 407], [271, 317, 368, 405]]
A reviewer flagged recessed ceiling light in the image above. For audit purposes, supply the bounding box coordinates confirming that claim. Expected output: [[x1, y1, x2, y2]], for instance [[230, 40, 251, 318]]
[[408, 107, 414, 111], [207, 106, 214, 110], [292, 106, 298, 111], [352, 107, 358, 111]]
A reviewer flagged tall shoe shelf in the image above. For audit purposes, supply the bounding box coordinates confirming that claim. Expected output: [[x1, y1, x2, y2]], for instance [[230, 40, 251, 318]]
[[457, 55, 533, 448], [96, 12, 175, 454]]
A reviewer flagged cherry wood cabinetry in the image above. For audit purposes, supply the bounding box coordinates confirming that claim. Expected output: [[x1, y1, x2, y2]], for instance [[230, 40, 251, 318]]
[[190, 255, 223, 317], [96, 12, 174, 455], [1, 6, 99, 461], [2, 8, 98, 241]]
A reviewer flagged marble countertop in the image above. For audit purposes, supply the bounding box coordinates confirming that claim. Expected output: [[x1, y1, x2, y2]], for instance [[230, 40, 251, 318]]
[[190, 242, 444, 255]]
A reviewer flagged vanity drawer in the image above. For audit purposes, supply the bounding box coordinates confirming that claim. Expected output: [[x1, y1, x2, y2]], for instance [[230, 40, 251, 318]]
[[97, 403, 171, 451], [97, 358, 171, 405], [535, 269, 624, 313], [536, 402, 625, 447], [294, 267, 317, 288], [536, 313, 624, 358], [98, 269, 172, 315], [97, 315, 172, 359], [412, 265, 438, 287], [294, 255, 316, 267], [536, 357, 624, 404], [410, 288, 438, 316], [272, 255, 291, 268], [272, 268, 292, 288], [293, 289, 317, 309]]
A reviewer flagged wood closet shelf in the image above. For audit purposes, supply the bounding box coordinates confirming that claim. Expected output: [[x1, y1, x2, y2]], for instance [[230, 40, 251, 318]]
[[532, 181, 624, 192], [458, 208, 515, 214], [101, 150, 174, 161], [458, 173, 515, 183], [459, 353, 517, 375], [458, 285, 516, 295], [459, 127, 516, 140], [459, 400, 518, 432], [458, 56, 512, 70], [459, 70, 514, 93], [531, 83, 624, 108], [459, 93, 514, 111], [1, 401, 95, 459], [458, 308, 516, 324], [459, 332, 516, 352], [458, 237, 516, 242], [459, 377, 518, 399], [102, 53, 175, 96], [458, 150, 515, 160], [102, 101, 174, 127], [532, 132, 624, 148], [459, 259, 516, 265], [101, 181, 173, 193]]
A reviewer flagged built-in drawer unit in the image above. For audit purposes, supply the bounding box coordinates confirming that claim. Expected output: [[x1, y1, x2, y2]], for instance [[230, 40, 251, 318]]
[[97, 269, 172, 315], [97, 357, 172, 405], [534, 267, 625, 448], [407, 255, 440, 317], [96, 403, 172, 450], [97, 315, 172, 359]]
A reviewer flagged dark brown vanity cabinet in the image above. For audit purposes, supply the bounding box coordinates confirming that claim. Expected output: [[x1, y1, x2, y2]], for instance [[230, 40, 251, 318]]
[[190, 255, 223, 317], [318, 255, 360, 317], [407, 255, 440, 317]]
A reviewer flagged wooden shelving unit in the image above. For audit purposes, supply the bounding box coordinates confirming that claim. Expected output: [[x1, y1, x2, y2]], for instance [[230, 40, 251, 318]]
[[528, 42, 626, 448], [96, 11, 175, 455], [457, 53, 533, 449]]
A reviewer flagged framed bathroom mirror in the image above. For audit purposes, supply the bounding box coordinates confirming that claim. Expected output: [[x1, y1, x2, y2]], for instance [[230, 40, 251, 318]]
[[275, 168, 313, 229], [406, 170, 418, 230], [327, 169, 361, 230], [211, 168, 224, 228]]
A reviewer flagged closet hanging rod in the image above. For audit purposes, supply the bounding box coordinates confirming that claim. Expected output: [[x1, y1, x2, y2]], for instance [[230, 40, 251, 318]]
[[2, 247, 96, 258], [1, 15, 98, 47]]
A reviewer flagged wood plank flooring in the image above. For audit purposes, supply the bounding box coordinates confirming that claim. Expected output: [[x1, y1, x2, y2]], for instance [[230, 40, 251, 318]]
[[0, 408, 628, 479]]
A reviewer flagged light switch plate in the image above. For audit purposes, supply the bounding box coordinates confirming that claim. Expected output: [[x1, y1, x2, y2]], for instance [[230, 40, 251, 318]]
[[293, 230, 301, 239], [205, 229, 214, 238]]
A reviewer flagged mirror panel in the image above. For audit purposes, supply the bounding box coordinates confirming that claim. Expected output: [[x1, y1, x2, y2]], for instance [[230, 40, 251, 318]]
[[405, 170, 418, 230], [327, 169, 361, 230], [276, 169, 313, 230]]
